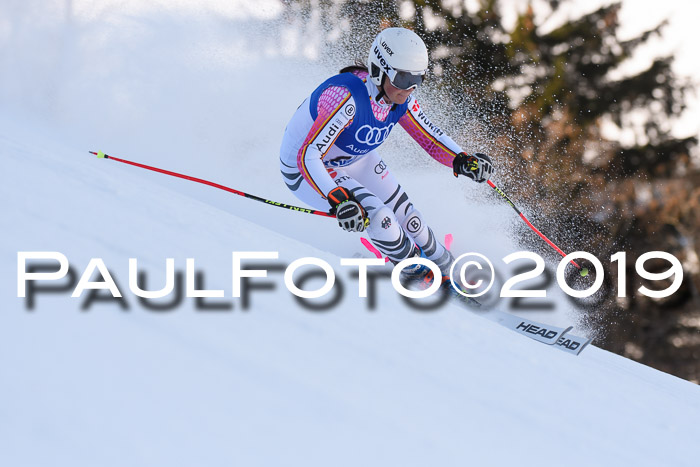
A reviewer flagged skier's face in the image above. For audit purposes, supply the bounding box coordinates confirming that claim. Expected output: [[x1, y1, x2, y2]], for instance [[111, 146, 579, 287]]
[[383, 77, 414, 105]]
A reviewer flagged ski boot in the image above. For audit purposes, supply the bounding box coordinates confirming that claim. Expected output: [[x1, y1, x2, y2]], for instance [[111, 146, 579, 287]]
[[393, 245, 434, 288], [422, 270, 482, 307]]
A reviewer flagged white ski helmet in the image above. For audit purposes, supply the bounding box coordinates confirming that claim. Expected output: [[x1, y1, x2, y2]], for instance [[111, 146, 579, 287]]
[[367, 27, 429, 90]]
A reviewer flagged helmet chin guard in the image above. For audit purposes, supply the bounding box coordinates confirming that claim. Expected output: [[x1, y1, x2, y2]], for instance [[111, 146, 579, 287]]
[[367, 27, 429, 90]]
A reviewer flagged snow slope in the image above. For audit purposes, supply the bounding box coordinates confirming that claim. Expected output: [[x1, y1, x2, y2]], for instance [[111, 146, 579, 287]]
[[2, 2, 700, 466]]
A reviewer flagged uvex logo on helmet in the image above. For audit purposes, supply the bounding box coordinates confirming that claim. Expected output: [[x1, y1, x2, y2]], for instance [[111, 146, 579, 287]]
[[380, 40, 394, 56], [372, 46, 392, 74], [355, 123, 395, 146]]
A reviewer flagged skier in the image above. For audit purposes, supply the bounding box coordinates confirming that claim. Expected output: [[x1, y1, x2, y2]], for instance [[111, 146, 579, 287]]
[[279, 27, 494, 281]]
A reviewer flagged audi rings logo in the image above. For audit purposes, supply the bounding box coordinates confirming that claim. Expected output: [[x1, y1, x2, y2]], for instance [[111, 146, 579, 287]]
[[374, 160, 387, 174], [345, 104, 355, 117], [355, 123, 394, 146]]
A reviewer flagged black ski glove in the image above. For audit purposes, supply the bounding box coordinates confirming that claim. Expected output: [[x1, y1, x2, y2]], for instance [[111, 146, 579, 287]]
[[453, 152, 494, 183], [327, 186, 369, 232]]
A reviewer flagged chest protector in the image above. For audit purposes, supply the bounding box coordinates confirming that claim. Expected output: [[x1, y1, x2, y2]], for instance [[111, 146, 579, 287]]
[[309, 72, 408, 158]]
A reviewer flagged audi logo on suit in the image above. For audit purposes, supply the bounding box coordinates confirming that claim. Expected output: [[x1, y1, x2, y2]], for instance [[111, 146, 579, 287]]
[[355, 123, 395, 146]]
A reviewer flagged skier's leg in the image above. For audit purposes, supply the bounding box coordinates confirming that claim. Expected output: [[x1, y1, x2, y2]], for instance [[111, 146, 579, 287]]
[[327, 172, 420, 263], [281, 154, 421, 263], [385, 187, 453, 273], [342, 152, 453, 273], [281, 148, 451, 272]]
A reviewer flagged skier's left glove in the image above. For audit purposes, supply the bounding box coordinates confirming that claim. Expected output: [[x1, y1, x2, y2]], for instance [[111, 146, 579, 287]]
[[453, 152, 494, 183], [327, 186, 369, 233]]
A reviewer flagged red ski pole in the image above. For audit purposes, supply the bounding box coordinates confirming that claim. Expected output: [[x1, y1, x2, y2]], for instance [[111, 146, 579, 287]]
[[91, 151, 335, 218], [486, 179, 588, 276]]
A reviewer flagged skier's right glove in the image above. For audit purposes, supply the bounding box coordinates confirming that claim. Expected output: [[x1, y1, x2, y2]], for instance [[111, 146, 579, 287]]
[[453, 152, 494, 183], [327, 186, 369, 232]]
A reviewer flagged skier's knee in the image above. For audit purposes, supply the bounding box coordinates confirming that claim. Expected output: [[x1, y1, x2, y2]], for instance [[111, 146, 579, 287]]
[[369, 206, 399, 233], [400, 206, 426, 238], [366, 206, 416, 262]]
